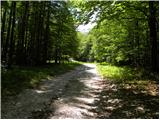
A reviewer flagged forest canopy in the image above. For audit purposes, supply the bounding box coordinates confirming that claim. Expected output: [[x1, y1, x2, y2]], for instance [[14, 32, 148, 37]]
[[1, 1, 159, 73], [73, 1, 159, 73]]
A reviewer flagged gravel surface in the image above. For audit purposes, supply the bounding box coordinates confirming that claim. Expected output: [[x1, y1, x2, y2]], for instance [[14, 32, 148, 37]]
[[2, 63, 104, 119]]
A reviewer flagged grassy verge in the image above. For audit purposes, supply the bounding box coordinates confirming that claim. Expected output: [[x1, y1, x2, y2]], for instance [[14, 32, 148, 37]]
[[2, 62, 81, 97], [96, 63, 158, 118], [97, 62, 158, 94]]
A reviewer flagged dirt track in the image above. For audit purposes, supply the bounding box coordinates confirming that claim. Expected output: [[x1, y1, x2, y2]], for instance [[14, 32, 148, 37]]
[[2, 63, 104, 119]]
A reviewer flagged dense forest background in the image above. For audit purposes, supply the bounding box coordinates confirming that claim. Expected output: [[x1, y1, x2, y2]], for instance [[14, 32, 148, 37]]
[[1, 1, 78, 67], [1, 1, 159, 73], [75, 1, 159, 73]]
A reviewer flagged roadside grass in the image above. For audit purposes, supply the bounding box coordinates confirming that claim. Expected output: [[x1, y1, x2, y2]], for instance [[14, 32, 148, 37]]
[[95, 62, 159, 118], [96, 62, 158, 94], [2, 62, 81, 97]]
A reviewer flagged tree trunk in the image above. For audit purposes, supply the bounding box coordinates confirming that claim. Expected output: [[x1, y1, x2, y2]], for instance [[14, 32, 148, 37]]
[[43, 2, 50, 64], [16, 2, 29, 65], [8, 2, 16, 68], [1, 8, 7, 54], [148, 1, 158, 72], [2, 4, 12, 62], [135, 20, 140, 67]]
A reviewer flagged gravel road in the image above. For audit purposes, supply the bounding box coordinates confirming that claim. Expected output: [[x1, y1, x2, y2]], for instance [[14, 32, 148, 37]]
[[2, 63, 104, 119]]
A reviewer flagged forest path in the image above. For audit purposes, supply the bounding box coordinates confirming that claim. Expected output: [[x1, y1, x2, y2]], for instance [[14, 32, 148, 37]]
[[2, 63, 105, 119], [48, 63, 104, 119]]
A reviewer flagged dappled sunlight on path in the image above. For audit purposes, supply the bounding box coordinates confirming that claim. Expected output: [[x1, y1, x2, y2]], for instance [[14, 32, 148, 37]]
[[49, 63, 104, 119]]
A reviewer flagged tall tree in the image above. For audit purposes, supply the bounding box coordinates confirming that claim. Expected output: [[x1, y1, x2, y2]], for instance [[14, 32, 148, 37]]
[[1, 1, 8, 55], [8, 2, 16, 68], [16, 2, 29, 65], [2, 2, 12, 62], [148, 1, 158, 72]]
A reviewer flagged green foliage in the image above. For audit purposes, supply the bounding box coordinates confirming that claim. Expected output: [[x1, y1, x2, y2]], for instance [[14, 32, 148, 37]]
[[76, 32, 93, 61], [97, 63, 158, 83], [74, 1, 158, 71], [97, 63, 133, 81]]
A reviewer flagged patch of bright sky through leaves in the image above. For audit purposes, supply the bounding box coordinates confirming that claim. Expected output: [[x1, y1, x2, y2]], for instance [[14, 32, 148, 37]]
[[76, 0, 116, 33], [77, 11, 98, 33], [77, 22, 97, 33]]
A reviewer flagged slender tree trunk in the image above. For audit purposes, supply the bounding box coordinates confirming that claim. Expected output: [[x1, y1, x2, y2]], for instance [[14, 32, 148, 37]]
[[24, 2, 30, 65], [135, 20, 140, 67], [35, 2, 42, 65], [43, 2, 50, 64], [16, 2, 29, 65], [1, 8, 7, 54], [8, 2, 16, 68], [29, 2, 37, 66], [148, 1, 158, 72], [3, 4, 12, 62]]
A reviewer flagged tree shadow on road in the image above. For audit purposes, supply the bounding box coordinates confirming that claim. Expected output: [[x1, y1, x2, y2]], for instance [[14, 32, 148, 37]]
[[31, 64, 100, 118], [91, 80, 159, 119]]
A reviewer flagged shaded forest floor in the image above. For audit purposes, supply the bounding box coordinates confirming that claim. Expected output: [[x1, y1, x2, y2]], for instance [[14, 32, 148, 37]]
[[96, 63, 159, 118], [1, 63, 159, 119]]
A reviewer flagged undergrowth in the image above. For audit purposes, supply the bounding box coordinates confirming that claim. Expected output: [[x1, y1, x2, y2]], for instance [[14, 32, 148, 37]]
[[97, 62, 158, 90]]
